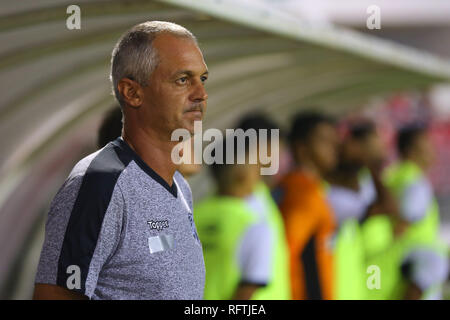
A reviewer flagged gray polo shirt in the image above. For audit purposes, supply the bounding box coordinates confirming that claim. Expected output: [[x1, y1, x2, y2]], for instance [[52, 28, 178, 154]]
[[35, 137, 205, 300]]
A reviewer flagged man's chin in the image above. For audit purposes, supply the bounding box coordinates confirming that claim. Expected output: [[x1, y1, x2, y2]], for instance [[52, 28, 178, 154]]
[[187, 116, 203, 130], [183, 121, 199, 136], [184, 110, 203, 121]]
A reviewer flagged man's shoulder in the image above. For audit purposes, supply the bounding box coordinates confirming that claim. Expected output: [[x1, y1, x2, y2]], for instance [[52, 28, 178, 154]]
[[279, 170, 317, 192], [68, 148, 103, 179], [278, 172, 319, 207], [62, 143, 132, 202], [69, 143, 131, 180]]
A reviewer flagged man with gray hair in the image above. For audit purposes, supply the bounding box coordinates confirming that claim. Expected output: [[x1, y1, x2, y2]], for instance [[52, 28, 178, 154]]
[[33, 21, 209, 299]]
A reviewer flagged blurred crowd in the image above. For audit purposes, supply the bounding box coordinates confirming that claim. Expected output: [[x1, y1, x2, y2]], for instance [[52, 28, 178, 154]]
[[98, 94, 449, 300]]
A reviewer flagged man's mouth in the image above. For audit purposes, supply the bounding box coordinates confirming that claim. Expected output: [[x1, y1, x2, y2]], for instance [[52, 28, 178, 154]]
[[185, 106, 202, 112], [186, 110, 202, 115], [184, 107, 203, 119]]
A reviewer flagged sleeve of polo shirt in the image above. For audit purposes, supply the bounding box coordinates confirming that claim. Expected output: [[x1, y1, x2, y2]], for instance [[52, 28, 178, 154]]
[[401, 178, 433, 223], [236, 221, 273, 286], [34, 174, 124, 299], [402, 248, 449, 294]]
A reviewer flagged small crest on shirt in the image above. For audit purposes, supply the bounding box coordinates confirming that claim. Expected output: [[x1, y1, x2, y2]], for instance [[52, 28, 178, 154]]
[[147, 220, 169, 231], [187, 211, 201, 245]]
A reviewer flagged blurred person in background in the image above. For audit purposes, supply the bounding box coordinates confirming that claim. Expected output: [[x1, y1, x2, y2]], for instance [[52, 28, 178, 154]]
[[384, 124, 438, 241], [97, 106, 123, 149], [195, 135, 277, 300], [234, 114, 291, 299], [328, 121, 448, 300], [327, 122, 400, 225], [383, 124, 449, 299], [275, 111, 338, 300], [326, 121, 402, 299]]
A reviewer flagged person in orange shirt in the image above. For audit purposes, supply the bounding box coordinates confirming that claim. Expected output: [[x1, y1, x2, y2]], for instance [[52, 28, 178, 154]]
[[276, 111, 339, 300]]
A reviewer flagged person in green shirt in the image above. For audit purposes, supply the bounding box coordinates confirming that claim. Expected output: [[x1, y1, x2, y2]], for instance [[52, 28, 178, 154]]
[[327, 121, 402, 300], [383, 124, 448, 299], [235, 114, 291, 300], [195, 134, 279, 300]]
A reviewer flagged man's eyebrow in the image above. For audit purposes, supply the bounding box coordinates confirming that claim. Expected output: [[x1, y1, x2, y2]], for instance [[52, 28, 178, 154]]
[[172, 70, 209, 77]]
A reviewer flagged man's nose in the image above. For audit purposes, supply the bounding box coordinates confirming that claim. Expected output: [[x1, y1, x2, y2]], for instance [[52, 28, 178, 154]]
[[190, 80, 208, 102]]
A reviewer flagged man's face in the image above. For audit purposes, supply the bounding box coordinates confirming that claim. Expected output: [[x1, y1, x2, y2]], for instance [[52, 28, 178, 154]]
[[141, 33, 208, 136], [308, 123, 339, 174], [234, 162, 261, 196], [344, 131, 385, 167]]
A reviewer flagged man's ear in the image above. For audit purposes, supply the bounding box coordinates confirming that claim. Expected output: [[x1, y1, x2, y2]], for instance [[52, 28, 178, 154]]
[[117, 78, 144, 109]]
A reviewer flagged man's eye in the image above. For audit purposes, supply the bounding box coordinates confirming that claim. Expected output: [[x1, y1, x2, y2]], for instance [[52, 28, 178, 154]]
[[201, 76, 208, 83], [176, 77, 188, 85]]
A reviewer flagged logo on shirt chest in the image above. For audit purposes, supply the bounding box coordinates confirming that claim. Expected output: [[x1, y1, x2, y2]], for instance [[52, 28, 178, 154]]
[[187, 211, 201, 245], [147, 220, 169, 231]]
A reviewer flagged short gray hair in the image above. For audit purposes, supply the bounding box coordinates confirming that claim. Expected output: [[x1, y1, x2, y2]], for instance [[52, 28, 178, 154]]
[[110, 21, 197, 108]]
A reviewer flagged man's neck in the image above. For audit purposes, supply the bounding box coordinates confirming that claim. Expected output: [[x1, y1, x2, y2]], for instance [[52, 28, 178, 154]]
[[403, 156, 426, 172], [296, 160, 322, 182], [330, 163, 361, 191], [218, 185, 252, 199], [331, 169, 360, 191], [122, 125, 177, 186]]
